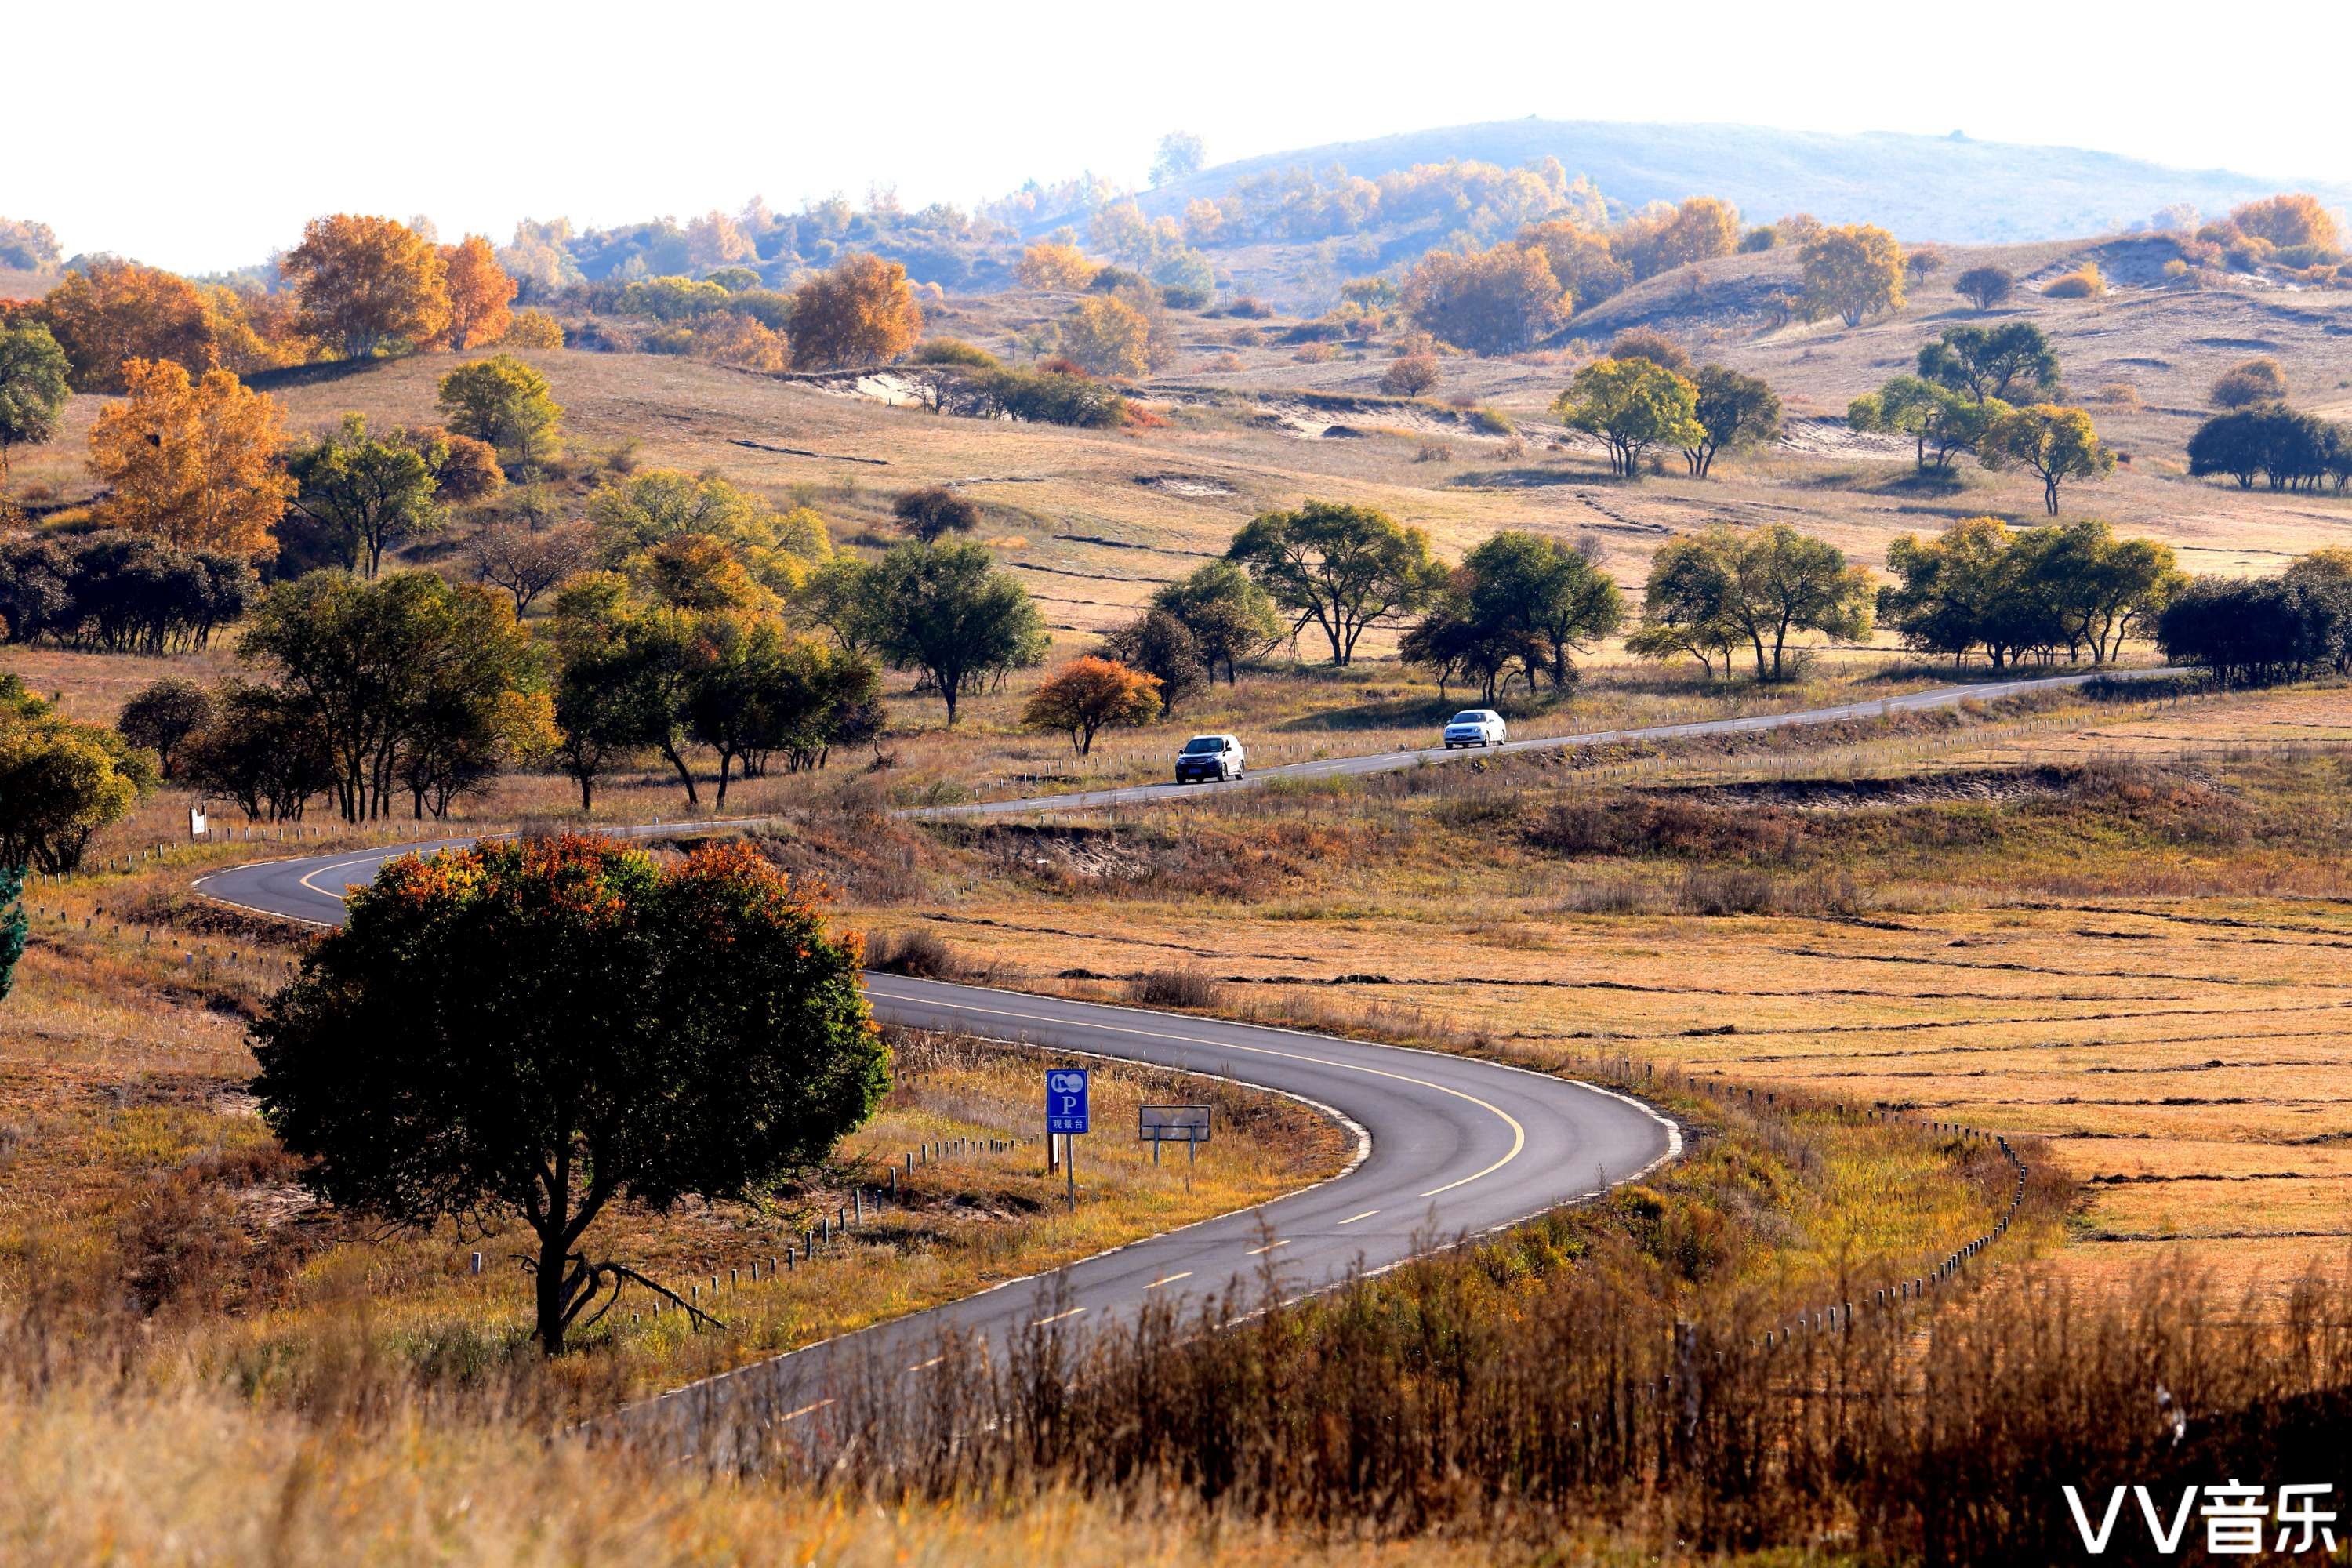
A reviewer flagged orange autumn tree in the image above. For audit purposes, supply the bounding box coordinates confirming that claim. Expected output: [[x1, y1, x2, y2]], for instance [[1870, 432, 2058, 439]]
[[1021, 655, 1163, 754], [784, 252, 923, 369], [89, 358, 294, 555], [281, 215, 450, 359], [38, 258, 216, 391], [438, 234, 517, 351]]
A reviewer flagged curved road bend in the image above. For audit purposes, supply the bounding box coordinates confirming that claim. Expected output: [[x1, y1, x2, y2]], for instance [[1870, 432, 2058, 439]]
[[914, 666, 2185, 818], [196, 852, 1679, 1454], [191, 667, 2171, 1447]]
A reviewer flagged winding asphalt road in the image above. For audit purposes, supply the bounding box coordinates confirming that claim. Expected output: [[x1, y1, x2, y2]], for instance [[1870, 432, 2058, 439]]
[[190, 666, 2173, 1450], [197, 840, 1680, 1450], [914, 666, 2182, 818]]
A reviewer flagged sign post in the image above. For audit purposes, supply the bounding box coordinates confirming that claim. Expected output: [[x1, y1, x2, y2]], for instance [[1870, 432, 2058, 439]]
[[1138, 1105, 1212, 1185], [1045, 1069, 1089, 1211]]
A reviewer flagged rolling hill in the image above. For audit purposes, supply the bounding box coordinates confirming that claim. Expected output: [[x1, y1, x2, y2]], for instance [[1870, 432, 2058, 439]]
[[1138, 118, 2352, 245]]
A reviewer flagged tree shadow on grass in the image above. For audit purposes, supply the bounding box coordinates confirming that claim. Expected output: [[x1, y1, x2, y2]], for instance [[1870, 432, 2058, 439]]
[[243, 358, 390, 393]]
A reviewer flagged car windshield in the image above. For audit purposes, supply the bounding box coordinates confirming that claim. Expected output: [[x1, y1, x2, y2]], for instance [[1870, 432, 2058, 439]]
[[1181, 737, 1224, 754], [1450, 712, 1487, 724]]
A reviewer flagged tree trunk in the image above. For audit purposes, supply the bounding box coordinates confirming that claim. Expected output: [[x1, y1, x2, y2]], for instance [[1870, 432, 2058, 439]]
[[661, 741, 700, 806]]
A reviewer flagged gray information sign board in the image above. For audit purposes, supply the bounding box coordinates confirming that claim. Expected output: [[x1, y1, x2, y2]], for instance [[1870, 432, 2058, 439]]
[[1139, 1105, 1211, 1164]]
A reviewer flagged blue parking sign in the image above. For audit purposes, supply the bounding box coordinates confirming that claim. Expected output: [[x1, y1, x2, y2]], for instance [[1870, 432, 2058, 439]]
[[1046, 1069, 1090, 1134]]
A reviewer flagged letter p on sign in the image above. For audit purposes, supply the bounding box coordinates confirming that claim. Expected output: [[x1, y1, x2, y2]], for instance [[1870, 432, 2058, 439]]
[[1046, 1069, 1090, 1134]]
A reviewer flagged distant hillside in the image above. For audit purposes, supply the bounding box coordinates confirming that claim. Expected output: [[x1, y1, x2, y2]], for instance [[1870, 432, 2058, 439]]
[[1138, 119, 2352, 245]]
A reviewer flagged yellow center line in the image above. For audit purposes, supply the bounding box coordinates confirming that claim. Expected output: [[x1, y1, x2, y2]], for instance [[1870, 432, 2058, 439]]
[[1337, 1210, 1379, 1225], [905, 1356, 943, 1373], [296, 852, 398, 899], [862, 988, 1526, 1199], [1146, 1272, 1192, 1290], [1033, 1307, 1087, 1327], [782, 1399, 833, 1421], [1245, 1240, 1288, 1257]]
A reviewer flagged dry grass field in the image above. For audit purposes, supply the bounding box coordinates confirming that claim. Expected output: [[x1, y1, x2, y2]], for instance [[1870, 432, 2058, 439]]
[[830, 680, 2352, 1305]]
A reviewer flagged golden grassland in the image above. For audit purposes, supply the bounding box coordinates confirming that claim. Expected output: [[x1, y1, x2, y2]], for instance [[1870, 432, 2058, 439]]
[[0, 1382, 1516, 1568], [831, 681, 2352, 1303], [0, 1018, 2038, 1567]]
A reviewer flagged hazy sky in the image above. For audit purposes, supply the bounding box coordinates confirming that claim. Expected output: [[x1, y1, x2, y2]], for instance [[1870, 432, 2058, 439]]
[[17, 0, 2352, 273]]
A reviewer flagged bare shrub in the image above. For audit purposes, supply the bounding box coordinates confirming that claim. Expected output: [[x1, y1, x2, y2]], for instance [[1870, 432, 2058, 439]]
[[1129, 968, 1218, 1009], [1379, 354, 1439, 396], [863, 927, 964, 979]]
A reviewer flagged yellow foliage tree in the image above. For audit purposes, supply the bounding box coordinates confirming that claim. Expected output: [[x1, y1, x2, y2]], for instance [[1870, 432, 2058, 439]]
[[87, 358, 294, 555], [38, 259, 216, 391], [684, 210, 757, 272], [1516, 218, 1632, 312], [438, 235, 517, 351], [1016, 241, 1102, 291], [1055, 296, 1153, 376], [691, 311, 789, 372], [1800, 223, 1907, 326], [500, 308, 565, 350], [1402, 244, 1570, 354], [2229, 193, 2340, 251], [1611, 197, 1741, 281], [199, 285, 313, 376], [281, 215, 451, 359], [784, 253, 923, 369]]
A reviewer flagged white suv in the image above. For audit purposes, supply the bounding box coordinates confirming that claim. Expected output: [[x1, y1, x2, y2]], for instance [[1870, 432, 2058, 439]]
[[1174, 734, 1245, 783], [1442, 710, 1507, 749]]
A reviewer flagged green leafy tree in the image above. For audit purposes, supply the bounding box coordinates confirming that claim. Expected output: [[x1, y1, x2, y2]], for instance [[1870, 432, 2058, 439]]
[[435, 354, 564, 468], [251, 833, 887, 1355], [1918, 323, 2060, 404], [1627, 532, 1743, 677], [1098, 608, 1206, 716], [180, 681, 338, 822], [0, 864, 26, 1006], [1401, 568, 1543, 703], [1683, 365, 1780, 477], [860, 540, 1047, 722], [1848, 376, 2009, 470], [1458, 530, 1625, 688], [115, 677, 213, 779], [1225, 501, 1445, 666], [1552, 358, 1704, 479], [1980, 403, 2114, 514], [2043, 518, 2184, 663], [0, 324, 71, 492], [238, 572, 538, 821], [1669, 524, 1873, 681], [285, 415, 445, 578], [2285, 548, 2352, 674], [1878, 515, 2031, 666], [1799, 224, 1906, 326], [0, 674, 154, 871], [891, 486, 981, 542], [1149, 561, 1283, 684]]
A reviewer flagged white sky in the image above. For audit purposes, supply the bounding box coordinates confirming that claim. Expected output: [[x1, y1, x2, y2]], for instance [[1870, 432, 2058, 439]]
[[16, 0, 2352, 274]]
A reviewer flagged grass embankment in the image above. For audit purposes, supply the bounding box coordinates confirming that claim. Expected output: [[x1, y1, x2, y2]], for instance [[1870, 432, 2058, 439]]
[[2, 1054, 2067, 1565]]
